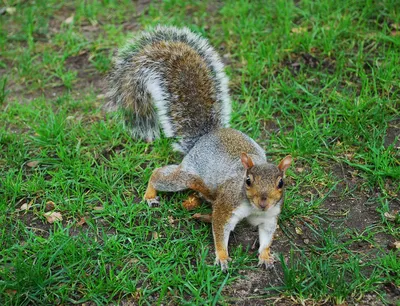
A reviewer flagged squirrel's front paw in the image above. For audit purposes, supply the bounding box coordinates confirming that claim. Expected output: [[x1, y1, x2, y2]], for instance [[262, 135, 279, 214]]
[[146, 196, 160, 207], [258, 252, 276, 269], [214, 256, 231, 272]]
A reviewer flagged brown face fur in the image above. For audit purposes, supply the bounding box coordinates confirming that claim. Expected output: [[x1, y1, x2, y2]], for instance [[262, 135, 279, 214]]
[[241, 153, 292, 211], [244, 164, 284, 210]]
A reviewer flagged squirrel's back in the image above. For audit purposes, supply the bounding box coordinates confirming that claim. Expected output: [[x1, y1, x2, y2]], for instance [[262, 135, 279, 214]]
[[106, 25, 231, 153], [182, 128, 266, 190]]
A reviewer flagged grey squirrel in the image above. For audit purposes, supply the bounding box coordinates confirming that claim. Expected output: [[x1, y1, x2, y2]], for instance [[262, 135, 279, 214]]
[[106, 25, 292, 271]]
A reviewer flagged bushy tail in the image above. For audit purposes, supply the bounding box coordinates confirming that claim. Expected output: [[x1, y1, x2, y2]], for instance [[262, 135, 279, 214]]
[[105, 25, 231, 154]]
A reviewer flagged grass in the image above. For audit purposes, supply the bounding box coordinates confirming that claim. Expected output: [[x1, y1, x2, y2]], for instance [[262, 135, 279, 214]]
[[1, 0, 399, 305]]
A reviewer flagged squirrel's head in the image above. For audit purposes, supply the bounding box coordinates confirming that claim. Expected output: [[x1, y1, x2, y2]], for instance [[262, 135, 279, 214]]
[[241, 153, 292, 211]]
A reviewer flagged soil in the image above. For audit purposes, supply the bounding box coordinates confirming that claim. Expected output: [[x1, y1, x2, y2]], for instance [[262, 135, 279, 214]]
[[282, 51, 336, 76], [385, 118, 400, 149]]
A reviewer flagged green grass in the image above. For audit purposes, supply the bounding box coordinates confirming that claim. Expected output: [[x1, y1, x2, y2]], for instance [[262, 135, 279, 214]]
[[1, 0, 399, 305]]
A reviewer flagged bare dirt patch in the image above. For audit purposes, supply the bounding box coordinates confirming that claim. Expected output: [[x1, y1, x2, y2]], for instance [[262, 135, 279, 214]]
[[16, 211, 51, 238], [220, 222, 292, 305], [64, 51, 106, 94], [385, 118, 400, 149], [282, 51, 336, 75], [2, 1, 152, 105]]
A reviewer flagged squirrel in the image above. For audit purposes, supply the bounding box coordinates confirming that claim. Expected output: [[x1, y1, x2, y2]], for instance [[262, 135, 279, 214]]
[[106, 25, 292, 271]]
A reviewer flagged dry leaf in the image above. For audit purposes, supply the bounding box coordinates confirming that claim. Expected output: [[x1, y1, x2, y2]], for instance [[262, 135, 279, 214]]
[[77, 217, 86, 226], [82, 24, 99, 32], [45, 201, 55, 211], [344, 153, 354, 160], [168, 216, 176, 226], [6, 7, 16, 15], [152, 232, 159, 240], [93, 206, 104, 211], [5, 289, 17, 296], [388, 241, 400, 250], [20, 201, 33, 211], [129, 258, 139, 264], [20, 203, 29, 210], [291, 27, 308, 34], [44, 211, 63, 223], [295, 227, 303, 235], [26, 161, 39, 168], [391, 30, 400, 37], [391, 23, 400, 30], [64, 14, 74, 24], [133, 288, 142, 300], [384, 212, 396, 222], [296, 167, 304, 173]]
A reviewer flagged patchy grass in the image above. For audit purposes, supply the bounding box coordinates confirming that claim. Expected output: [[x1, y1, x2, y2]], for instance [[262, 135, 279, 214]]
[[1, 0, 399, 305]]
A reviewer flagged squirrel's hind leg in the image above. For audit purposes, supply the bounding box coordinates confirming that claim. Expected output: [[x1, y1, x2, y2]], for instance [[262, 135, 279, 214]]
[[144, 165, 212, 207], [144, 165, 185, 207]]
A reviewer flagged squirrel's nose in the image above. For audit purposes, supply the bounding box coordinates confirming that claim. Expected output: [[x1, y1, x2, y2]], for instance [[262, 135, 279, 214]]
[[260, 196, 267, 208]]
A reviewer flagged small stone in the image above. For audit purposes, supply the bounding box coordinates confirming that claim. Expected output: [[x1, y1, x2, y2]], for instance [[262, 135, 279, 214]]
[[26, 160, 39, 168]]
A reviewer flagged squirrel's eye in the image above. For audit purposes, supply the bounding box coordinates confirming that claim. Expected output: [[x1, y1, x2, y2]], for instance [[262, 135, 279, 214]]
[[278, 178, 284, 189], [246, 176, 251, 186]]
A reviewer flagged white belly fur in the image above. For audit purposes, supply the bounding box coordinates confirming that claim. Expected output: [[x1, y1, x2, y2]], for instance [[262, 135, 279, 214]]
[[224, 200, 282, 236], [247, 203, 281, 226]]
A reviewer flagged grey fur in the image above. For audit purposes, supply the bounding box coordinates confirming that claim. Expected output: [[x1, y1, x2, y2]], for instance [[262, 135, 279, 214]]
[[106, 25, 231, 153], [182, 128, 266, 190], [149, 128, 266, 194]]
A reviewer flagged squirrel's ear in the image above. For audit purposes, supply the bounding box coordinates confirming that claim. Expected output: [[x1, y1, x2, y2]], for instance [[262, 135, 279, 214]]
[[278, 155, 292, 173], [241, 152, 254, 170]]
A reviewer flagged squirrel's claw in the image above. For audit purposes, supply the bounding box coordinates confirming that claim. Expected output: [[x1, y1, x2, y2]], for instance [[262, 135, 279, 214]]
[[146, 196, 160, 207], [214, 257, 232, 272], [258, 254, 276, 269]]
